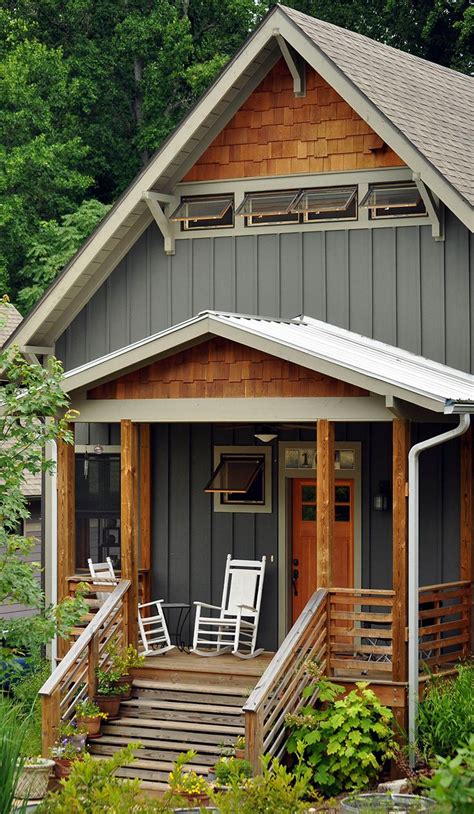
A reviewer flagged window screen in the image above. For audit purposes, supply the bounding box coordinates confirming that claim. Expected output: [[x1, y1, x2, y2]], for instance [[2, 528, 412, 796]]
[[205, 455, 265, 505], [75, 454, 121, 569], [360, 183, 426, 219], [170, 195, 234, 230]]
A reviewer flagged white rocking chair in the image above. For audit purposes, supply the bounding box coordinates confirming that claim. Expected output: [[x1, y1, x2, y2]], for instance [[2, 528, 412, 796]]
[[87, 557, 118, 603], [138, 600, 175, 656], [192, 555, 266, 659]]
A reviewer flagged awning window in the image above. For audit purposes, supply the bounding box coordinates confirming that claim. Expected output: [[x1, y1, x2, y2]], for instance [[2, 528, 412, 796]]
[[235, 191, 299, 224], [170, 195, 234, 230], [205, 454, 265, 505], [359, 183, 426, 219], [293, 186, 357, 221]]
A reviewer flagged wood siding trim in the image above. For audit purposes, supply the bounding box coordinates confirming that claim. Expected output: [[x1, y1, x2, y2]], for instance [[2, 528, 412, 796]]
[[121, 420, 139, 648], [57, 430, 75, 604], [316, 419, 335, 587], [392, 418, 410, 684], [184, 59, 404, 181], [460, 427, 472, 656], [87, 338, 369, 400]]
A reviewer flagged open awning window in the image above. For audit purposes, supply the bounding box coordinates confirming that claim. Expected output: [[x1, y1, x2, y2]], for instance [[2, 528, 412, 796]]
[[359, 183, 426, 218], [293, 186, 357, 217], [205, 455, 264, 494], [170, 195, 234, 229], [235, 191, 299, 224]]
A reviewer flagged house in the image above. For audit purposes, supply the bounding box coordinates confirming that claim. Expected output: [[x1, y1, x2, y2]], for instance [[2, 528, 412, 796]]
[[6, 4, 473, 785], [0, 303, 42, 622]]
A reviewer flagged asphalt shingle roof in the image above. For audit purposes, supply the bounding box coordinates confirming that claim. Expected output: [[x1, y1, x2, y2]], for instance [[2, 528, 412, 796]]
[[281, 5, 474, 207]]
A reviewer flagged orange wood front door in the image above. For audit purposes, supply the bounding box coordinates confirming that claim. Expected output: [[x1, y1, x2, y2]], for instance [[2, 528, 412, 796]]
[[291, 478, 354, 623]]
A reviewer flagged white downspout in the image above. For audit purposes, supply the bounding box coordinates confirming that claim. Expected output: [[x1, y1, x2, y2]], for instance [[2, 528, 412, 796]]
[[408, 412, 471, 763], [50, 439, 58, 670]]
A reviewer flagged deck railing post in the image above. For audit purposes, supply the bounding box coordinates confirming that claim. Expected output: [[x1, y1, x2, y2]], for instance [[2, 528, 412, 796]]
[[88, 632, 99, 699], [245, 707, 264, 775], [42, 688, 60, 756]]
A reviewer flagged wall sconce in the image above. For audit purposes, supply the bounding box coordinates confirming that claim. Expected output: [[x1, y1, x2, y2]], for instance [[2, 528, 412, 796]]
[[254, 425, 278, 444], [373, 481, 390, 511]]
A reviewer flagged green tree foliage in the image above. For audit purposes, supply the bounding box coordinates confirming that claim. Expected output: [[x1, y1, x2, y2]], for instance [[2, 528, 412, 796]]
[[0, 299, 87, 664], [1, 1, 471, 310]]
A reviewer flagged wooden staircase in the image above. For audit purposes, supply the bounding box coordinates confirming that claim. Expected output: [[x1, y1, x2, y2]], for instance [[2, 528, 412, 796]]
[[87, 652, 271, 792]]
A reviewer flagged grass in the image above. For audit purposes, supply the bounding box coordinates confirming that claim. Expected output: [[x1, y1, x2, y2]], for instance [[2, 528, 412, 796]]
[[416, 661, 474, 760]]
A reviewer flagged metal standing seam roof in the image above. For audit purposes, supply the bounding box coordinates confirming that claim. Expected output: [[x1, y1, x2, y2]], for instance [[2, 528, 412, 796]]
[[281, 4, 474, 208], [63, 310, 474, 412]]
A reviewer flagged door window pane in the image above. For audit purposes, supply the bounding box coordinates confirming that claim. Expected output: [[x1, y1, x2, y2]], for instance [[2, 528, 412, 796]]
[[335, 485, 350, 502], [301, 485, 316, 502], [335, 505, 350, 522], [302, 505, 316, 521]]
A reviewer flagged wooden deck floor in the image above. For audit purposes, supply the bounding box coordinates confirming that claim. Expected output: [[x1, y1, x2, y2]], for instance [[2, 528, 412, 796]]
[[131, 649, 274, 688]]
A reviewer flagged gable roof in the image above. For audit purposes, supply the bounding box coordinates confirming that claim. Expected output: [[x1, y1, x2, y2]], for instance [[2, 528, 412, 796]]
[[7, 4, 474, 351], [63, 311, 474, 414], [282, 5, 474, 209], [0, 303, 22, 348]]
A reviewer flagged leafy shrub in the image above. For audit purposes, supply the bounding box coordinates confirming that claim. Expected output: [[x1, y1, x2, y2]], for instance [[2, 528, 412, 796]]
[[214, 756, 252, 785], [417, 662, 474, 760], [212, 750, 316, 814], [37, 744, 178, 813], [286, 663, 398, 796], [168, 749, 210, 795], [421, 734, 474, 813]]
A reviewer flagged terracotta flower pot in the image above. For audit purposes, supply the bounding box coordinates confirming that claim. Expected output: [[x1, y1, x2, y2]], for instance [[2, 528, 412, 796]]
[[94, 694, 122, 720], [179, 792, 211, 807], [76, 715, 103, 739], [234, 748, 245, 760], [16, 759, 55, 800], [116, 673, 132, 700], [53, 758, 72, 780]]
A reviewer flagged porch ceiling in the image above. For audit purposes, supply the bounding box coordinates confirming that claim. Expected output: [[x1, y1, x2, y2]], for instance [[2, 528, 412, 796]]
[[63, 310, 474, 415]]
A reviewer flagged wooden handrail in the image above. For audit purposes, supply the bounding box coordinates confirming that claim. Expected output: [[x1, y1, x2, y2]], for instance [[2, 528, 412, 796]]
[[243, 588, 327, 715], [39, 579, 130, 698], [419, 580, 471, 592]]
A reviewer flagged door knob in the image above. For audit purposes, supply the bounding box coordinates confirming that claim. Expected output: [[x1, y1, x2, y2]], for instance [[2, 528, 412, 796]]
[[292, 568, 299, 596]]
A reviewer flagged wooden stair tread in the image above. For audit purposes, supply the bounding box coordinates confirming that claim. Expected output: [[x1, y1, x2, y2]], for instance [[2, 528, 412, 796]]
[[122, 698, 242, 714], [91, 753, 209, 773], [93, 734, 223, 756], [131, 678, 249, 696], [104, 716, 243, 734]]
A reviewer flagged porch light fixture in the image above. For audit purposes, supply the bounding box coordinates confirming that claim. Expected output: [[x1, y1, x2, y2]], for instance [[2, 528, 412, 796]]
[[293, 186, 357, 216], [254, 432, 278, 443], [373, 481, 390, 511], [359, 183, 426, 218], [205, 454, 264, 495], [93, 444, 104, 455]]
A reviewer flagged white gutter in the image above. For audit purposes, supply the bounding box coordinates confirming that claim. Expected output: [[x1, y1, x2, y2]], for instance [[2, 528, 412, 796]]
[[408, 412, 471, 763], [50, 439, 58, 670]]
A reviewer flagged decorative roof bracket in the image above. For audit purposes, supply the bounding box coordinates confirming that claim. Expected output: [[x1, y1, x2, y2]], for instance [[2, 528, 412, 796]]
[[142, 191, 176, 255], [412, 173, 444, 241], [273, 29, 306, 97]]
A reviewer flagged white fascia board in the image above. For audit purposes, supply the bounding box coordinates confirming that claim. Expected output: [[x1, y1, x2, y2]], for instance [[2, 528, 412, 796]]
[[63, 314, 211, 393], [9, 14, 281, 349], [206, 314, 447, 413], [69, 396, 392, 423], [277, 15, 474, 233]]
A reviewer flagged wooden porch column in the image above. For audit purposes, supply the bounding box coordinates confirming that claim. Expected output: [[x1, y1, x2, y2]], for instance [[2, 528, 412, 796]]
[[139, 424, 152, 607], [392, 419, 410, 684], [460, 427, 472, 656], [121, 419, 139, 649], [57, 425, 75, 604], [316, 419, 334, 588]]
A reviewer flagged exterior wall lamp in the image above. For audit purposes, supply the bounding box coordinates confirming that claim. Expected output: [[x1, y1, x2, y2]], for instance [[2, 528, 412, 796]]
[[373, 480, 390, 511]]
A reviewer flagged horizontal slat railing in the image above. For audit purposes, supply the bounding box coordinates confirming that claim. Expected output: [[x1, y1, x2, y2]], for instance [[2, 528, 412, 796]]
[[328, 588, 395, 680], [242, 588, 328, 774], [39, 578, 131, 754], [418, 580, 471, 671]]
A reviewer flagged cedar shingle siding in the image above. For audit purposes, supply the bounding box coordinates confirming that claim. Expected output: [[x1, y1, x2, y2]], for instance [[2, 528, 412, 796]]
[[184, 59, 404, 181]]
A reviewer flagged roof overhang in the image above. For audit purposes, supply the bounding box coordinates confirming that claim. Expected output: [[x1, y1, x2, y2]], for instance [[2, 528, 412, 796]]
[[63, 311, 474, 415], [7, 6, 473, 353]]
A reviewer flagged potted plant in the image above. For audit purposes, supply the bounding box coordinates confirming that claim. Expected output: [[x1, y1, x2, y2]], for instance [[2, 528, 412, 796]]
[[234, 735, 246, 760], [74, 698, 108, 739], [93, 668, 129, 720], [50, 723, 86, 781], [15, 756, 55, 801], [213, 756, 252, 790], [340, 793, 436, 811], [169, 750, 211, 807], [116, 644, 145, 700]]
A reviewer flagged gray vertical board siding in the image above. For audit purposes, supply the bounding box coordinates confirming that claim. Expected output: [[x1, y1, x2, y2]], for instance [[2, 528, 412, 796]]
[[57, 210, 472, 373]]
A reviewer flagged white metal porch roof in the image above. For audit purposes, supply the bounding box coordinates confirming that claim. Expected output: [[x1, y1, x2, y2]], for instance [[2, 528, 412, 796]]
[[64, 311, 474, 414]]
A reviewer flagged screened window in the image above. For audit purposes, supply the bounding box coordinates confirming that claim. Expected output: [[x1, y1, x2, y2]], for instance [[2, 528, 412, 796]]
[[170, 195, 234, 230], [75, 454, 121, 570], [205, 455, 265, 505], [235, 191, 299, 225], [294, 186, 357, 222], [360, 182, 427, 219]]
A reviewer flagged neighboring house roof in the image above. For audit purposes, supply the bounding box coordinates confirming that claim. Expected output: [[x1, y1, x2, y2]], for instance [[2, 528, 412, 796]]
[[6, 4, 474, 351], [0, 304, 42, 497], [282, 5, 474, 209], [63, 311, 474, 414]]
